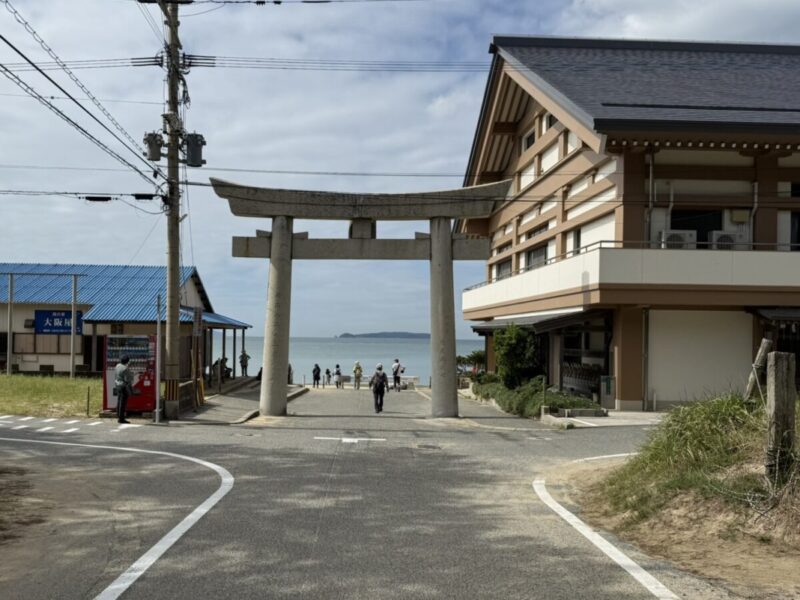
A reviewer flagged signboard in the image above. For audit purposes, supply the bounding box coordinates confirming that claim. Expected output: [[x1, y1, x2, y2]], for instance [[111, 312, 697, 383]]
[[35, 310, 83, 334], [103, 335, 157, 413]]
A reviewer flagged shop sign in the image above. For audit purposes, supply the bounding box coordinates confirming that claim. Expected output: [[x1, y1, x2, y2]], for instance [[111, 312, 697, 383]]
[[35, 310, 83, 334]]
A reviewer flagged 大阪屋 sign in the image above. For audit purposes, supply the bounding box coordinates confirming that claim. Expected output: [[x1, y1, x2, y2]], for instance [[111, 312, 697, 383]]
[[34, 310, 83, 334]]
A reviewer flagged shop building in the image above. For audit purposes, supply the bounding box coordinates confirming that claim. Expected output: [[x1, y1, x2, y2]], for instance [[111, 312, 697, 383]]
[[458, 36, 800, 409], [0, 263, 249, 377]]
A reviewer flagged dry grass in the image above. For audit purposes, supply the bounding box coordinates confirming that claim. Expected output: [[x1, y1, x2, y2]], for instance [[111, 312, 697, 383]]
[[0, 374, 103, 417]]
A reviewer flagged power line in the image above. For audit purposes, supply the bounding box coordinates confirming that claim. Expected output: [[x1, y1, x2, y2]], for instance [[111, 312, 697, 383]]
[[185, 54, 490, 72], [0, 63, 156, 185], [1, 0, 157, 159], [136, 2, 166, 46], [1, 57, 160, 72], [0, 91, 162, 105]]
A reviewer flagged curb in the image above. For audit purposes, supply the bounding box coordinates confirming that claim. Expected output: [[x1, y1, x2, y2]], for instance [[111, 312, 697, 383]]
[[232, 386, 310, 424]]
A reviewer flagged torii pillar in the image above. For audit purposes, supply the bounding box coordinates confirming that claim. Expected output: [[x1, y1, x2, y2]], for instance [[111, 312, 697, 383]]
[[211, 177, 512, 417]]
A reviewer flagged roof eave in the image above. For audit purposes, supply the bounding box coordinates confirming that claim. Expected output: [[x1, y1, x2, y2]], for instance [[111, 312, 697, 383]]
[[596, 118, 800, 136]]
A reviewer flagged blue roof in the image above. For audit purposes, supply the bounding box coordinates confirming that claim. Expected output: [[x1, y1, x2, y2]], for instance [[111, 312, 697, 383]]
[[0, 263, 249, 329]]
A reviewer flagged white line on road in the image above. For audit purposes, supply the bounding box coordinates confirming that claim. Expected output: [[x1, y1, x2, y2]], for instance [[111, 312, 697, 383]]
[[532, 479, 677, 599], [42, 418, 58, 423], [0, 437, 234, 600], [569, 417, 599, 427], [12, 425, 28, 430], [571, 453, 638, 464], [0, 415, 11, 419], [18, 416, 34, 421], [314, 436, 386, 443], [64, 420, 79, 425], [36, 427, 54, 432], [88, 422, 102, 426], [62, 428, 79, 433]]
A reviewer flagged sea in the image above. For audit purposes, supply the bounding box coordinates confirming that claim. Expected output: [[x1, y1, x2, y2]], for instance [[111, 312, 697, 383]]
[[211, 335, 483, 385]]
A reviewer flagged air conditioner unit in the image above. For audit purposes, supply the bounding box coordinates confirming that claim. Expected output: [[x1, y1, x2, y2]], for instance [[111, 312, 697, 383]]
[[660, 229, 697, 249], [710, 230, 749, 250]]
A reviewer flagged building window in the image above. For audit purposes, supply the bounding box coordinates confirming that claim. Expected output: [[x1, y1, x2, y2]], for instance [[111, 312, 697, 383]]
[[520, 162, 536, 190], [495, 259, 513, 281], [111, 323, 124, 335], [791, 182, 800, 198], [792, 212, 800, 251], [541, 112, 558, 135], [0, 333, 6, 355], [494, 242, 512, 256], [670, 210, 723, 247], [572, 229, 582, 254], [13, 333, 34, 354], [522, 128, 536, 152], [527, 224, 549, 240], [35, 335, 59, 354], [525, 245, 548, 270]]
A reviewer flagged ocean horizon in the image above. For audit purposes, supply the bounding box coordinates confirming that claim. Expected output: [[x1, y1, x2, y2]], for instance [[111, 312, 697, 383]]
[[212, 335, 483, 384]]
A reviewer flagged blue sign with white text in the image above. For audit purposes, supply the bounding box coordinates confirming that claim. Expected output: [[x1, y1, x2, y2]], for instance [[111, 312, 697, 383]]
[[35, 310, 83, 334]]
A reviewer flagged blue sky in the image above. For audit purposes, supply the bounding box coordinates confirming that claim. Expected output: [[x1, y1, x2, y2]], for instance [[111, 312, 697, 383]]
[[3, 0, 800, 337]]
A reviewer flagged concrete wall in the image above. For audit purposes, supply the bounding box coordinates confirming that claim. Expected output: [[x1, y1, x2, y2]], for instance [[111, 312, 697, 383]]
[[648, 310, 753, 404]]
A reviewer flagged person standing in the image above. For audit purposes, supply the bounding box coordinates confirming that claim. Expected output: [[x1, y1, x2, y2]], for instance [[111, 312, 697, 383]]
[[114, 355, 133, 424], [334, 364, 342, 389], [391, 358, 404, 391], [370, 363, 388, 413], [325, 368, 331, 386], [312, 363, 321, 388], [352, 361, 363, 390], [239, 350, 251, 377]]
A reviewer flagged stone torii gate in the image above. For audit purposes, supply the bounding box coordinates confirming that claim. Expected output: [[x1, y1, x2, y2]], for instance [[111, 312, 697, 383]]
[[212, 177, 512, 418]]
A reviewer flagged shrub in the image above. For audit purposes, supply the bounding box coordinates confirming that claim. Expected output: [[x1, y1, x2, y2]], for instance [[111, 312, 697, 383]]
[[473, 377, 596, 419], [493, 324, 542, 389]]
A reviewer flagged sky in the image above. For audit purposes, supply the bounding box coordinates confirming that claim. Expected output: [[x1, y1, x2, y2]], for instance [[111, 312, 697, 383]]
[[2, 0, 800, 338]]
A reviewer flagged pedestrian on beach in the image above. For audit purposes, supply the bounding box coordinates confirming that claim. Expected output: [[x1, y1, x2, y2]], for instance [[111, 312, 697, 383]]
[[353, 361, 363, 390], [288, 363, 293, 385], [239, 350, 250, 377], [312, 364, 321, 388], [391, 358, 404, 391], [325, 368, 331, 386], [114, 355, 133, 424], [369, 363, 389, 413], [334, 364, 342, 389]]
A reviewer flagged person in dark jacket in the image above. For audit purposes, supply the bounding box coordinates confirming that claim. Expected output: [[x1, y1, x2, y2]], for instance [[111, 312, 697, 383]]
[[369, 363, 389, 414], [312, 364, 321, 388], [114, 355, 133, 424]]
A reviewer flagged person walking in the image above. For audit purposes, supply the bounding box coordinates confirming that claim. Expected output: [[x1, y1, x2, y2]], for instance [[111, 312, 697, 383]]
[[352, 361, 363, 390], [312, 363, 321, 388], [369, 363, 389, 413], [324, 368, 331, 386], [239, 350, 251, 377], [391, 358, 404, 391], [114, 355, 133, 424], [334, 364, 342, 389]]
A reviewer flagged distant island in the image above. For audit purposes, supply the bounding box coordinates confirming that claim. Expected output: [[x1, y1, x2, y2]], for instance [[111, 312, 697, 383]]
[[338, 332, 430, 339]]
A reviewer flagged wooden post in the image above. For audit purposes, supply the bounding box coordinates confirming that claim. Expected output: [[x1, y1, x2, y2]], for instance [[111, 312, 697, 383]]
[[746, 338, 773, 401], [765, 351, 796, 483]]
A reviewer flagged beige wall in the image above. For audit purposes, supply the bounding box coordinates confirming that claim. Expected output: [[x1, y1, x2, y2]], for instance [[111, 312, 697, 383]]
[[648, 310, 753, 404]]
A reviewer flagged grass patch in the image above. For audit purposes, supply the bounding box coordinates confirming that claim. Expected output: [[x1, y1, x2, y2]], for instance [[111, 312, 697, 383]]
[[0, 374, 103, 417], [473, 377, 597, 418], [597, 394, 800, 528]]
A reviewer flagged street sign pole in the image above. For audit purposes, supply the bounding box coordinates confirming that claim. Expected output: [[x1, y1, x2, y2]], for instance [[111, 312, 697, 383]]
[[155, 294, 162, 423]]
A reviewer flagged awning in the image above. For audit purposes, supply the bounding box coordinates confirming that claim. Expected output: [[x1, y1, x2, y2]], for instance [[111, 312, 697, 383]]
[[753, 308, 800, 323], [84, 305, 251, 329], [471, 309, 611, 335]]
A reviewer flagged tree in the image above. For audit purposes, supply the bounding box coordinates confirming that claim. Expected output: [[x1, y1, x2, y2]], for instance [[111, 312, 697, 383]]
[[493, 323, 541, 389], [467, 349, 486, 372]]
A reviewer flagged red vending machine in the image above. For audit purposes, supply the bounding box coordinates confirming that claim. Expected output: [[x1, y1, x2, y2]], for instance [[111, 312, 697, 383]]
[[103, 335, 157, 413]]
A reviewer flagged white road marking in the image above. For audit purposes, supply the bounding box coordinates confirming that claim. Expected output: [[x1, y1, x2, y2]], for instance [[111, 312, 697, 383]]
[[36, 427, 54, 433], [0, 437, 234, 600], [62, 428, 79, 433], [527, 436, 553, 441], [571, 452, 638, 464], [18, 416, 34, 421], [0, 415, 12, 419], [64, 420, 79, 425], [12, 425, 28, 430], [112, 424, 142, 432], [569, 417, 599, 427], [42, 418, 58, 423], [314, 436, 387, 444], [533, 479, 678, 599], [88, 422, 102, 426]]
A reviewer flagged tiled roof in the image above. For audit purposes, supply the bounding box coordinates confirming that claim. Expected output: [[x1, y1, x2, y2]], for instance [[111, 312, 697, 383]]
[[0, 264, 248, 328], [493, 36, 800, 133]]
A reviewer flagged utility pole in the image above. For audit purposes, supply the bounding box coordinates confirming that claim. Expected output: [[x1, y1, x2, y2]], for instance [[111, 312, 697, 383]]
[[141, 0, 206, 410], [164, 1, 181, 388]]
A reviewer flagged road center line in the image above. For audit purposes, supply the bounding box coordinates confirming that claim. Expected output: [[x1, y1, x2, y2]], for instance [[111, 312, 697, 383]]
[[0, 436, 234, 600], [532, 479, 677, 599], [571, 452, 638, 464]]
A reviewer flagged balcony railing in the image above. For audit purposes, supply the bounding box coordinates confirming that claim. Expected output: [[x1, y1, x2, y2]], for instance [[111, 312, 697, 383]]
[[467, 240, 800, 292]]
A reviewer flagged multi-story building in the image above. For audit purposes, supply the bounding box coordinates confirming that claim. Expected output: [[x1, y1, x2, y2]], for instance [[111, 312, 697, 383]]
[[458, 36, 800, 409]]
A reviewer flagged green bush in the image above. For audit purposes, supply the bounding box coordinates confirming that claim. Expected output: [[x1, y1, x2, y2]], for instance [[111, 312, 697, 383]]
[[475, 372, 500, 385], [599, 394, 773, 523], [473, 377, 596, 419], [493, 324, 542, 389]]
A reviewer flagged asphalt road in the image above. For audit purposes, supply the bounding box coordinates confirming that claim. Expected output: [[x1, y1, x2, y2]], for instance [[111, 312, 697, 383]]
[[0, 389, 736, 599]]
